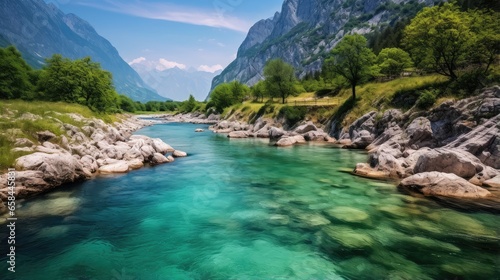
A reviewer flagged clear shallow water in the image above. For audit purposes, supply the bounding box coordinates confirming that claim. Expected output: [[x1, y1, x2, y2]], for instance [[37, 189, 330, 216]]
[[2, 123, 499, 279]]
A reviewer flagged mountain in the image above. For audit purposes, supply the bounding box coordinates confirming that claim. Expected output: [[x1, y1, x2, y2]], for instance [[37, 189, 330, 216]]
[[0, 0, 167, 102], [209, 0, 439, 96], [131, 62, 221, 101]]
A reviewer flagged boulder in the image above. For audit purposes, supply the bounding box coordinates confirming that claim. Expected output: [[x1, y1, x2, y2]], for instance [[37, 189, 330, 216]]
[[294, 122, 317, 134], [195, 129, 204, 132], [414, 148, 483, 178], [351, 130, 374, 149], [123, 146, 144, 161], [127, 159, 144, 170], [151, 153, 170, 165], [255, 125, 270, 138], [14, 138, 34, 147], [15, 152, 88, 186], [268, 127, 285, 139], [276, 135, 306, 147], [303, 130, 329, 141], [353, 163, 390, 180], [37, 130, 56, 142], [98, 161, 130, 174], [80, 155, 99, 173], [0, 171, 51, 199], [173, 150, 187, 157], [405, 117, 434, 148], [399, 172, 490, 198], [228, 131, 249, 138], [152, 138, 174, 153], [140, 145, 156, 161], [483, 175, 500, 188], [445, 114, 500, 169]]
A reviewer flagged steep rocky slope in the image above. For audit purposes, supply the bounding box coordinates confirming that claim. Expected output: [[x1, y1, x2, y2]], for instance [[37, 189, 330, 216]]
[[0, 0, 166, 102], [209, 0, 439, 96]]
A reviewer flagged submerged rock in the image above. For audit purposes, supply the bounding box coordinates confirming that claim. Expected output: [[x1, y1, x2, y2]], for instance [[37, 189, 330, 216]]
[[323, 206, 370, 223], [321, 225, 374, 249], [399, 172, 490, 198]]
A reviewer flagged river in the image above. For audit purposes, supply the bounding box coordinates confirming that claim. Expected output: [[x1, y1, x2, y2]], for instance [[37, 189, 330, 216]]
[[3, 122, 499, 279]]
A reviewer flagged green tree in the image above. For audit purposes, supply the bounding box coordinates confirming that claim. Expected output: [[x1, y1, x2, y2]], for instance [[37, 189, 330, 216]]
[[0, 46, 34, 99], [403, 3, 473, 80], [377, 48, 413, 77], [180, 94, 197, 112], [209, 83, 235, 113], [118, 94, 137, 112], [38, 55, 118, 112], [251, 81, 267, 102], [325, 34, 376, 100], [263, 59, 298, 104]]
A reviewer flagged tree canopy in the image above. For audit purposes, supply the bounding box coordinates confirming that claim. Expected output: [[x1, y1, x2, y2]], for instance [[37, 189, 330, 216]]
[[0, 46, 34, 99], [403, 3, 499, 81], [324, 34, 376, 100], [208, 81, 249, 113], [263, 59, 298, 104], [376, 47, 413, 77]]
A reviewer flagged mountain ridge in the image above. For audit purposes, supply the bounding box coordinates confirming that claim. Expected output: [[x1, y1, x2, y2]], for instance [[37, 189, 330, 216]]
[[0, 0, 167, 102], [209, 0, 439, 98]]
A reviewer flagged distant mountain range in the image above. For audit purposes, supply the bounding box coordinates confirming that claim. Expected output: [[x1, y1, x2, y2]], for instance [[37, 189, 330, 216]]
[[130, 60, 221, 101], [0, 0, 168, 102], [210, 0, 440, 98]]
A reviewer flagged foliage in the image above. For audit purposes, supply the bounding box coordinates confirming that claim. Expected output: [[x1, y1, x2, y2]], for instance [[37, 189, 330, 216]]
[[118, 95, 137, 112], [403, 3, 499, 83], [37, 54, 119, 112], [376, 48, 413, 77], [278, 106, 307, 127], [208, 81, 249, 113], [263, 59, 298, 104], [324, 34, 376, 100], [180, 95, 197, 113], [0, 46, 34, 99], [416, 89, 438, 109], [251, 81, 267, 102]]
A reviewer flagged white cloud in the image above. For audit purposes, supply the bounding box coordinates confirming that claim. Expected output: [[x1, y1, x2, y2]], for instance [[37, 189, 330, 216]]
[[128, 57, 146, 65], [157, 58, 187, 71], [78, 1, 251, 33], [198, 64, 224, 73]]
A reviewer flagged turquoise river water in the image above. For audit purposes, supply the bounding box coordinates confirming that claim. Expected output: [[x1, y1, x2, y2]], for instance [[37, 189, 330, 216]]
[[1, 122, 499, 279]]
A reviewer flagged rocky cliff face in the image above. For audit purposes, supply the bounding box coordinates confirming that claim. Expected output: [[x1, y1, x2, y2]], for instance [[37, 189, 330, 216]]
[[0, 0, 166, 102], [209, 0, 438, 97]]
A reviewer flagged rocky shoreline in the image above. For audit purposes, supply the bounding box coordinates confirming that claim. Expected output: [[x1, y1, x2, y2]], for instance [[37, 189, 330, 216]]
[[191, 87, 500, 206], [0, 114, 188, 214]]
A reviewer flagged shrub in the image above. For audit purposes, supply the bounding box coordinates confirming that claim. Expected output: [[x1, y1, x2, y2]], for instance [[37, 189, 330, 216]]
[[278, 106, 307, 127], [416, 89, 437, 109]]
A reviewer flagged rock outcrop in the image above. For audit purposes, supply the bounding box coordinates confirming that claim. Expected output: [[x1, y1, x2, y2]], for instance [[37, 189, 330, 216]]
[[348, 86, 500, 200]]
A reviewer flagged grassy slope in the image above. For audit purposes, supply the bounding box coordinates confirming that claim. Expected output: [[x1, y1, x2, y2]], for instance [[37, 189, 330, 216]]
[[223, 74, 448, 127], [0, 100, 120, 170]]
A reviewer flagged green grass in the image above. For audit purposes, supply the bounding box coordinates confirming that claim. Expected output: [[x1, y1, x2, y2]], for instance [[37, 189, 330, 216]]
[[222, 74, 449, 128], [0, 99, 121, 170]]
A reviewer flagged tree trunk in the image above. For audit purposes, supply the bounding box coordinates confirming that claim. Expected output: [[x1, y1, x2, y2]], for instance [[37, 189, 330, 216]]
[[282, 95, 286, 104]]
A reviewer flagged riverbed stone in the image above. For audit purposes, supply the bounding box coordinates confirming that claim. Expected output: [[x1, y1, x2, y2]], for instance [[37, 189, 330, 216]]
[[324, 206, 370, 223], [228, 131, 249, 138], [321, 225, 374, 249], [127, 159, 144, 170]]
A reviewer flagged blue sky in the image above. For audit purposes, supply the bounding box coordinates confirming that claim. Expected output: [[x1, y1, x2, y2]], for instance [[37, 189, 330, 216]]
[[48, 0, 283, 72]]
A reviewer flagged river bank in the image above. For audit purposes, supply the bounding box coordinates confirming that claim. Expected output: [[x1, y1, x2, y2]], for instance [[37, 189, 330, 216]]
[[184, 86, 500, 209], [0, 114, 188, 214]]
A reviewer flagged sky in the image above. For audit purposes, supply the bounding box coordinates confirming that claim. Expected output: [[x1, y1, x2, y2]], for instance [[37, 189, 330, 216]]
[[47, 0, 283, 73]]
